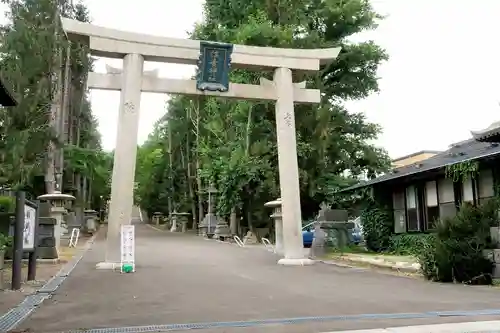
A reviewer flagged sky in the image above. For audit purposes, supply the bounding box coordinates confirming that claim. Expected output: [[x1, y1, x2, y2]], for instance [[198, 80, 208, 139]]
[[3, 0, 500, 159]]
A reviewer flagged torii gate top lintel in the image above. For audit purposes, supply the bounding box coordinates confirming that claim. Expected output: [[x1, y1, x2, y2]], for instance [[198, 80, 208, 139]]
[[61, 18, 341, 72]]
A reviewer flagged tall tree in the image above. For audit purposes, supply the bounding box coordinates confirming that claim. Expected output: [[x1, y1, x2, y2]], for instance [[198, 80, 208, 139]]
[[135, 0, 391, 230], [0, 0, 111, 207]]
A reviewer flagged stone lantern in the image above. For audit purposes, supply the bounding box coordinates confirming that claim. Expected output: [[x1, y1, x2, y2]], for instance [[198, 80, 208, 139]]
[[171, 211, 190, 232], [264, 198, 283, 254], [37, 191, 75, 252], [83, 209, 99, 234], [199, 184, 228, 238], [152, 212, 163, 226]]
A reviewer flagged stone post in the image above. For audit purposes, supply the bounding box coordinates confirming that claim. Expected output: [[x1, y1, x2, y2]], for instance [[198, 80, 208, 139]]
[[229, 208, 238, 236], [98, 53, 144, 270], [37, 191, 75, 255], [273, 68, 312, 266], [264, 198, 284, 255]]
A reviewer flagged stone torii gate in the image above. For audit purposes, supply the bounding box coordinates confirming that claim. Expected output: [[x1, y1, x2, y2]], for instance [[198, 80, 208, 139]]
[[62, 18, 341, 267]]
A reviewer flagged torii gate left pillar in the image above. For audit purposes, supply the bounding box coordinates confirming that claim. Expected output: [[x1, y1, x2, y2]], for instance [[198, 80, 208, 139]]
[[62, 18, 340, 267]]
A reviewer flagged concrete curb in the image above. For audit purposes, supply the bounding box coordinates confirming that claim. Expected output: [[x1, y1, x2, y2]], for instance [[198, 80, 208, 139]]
[[325, 320, 500, 332], [320, 257, 420, 274], [145, 223, 165, 232]]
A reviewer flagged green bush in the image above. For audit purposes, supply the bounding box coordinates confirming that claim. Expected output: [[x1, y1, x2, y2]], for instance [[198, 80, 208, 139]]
[[0, 233, 13, 251], [0, 196, 14, 213], [418, 201, 498, 284], [389, 233, 435, 256], [361, 202, 393, 252]]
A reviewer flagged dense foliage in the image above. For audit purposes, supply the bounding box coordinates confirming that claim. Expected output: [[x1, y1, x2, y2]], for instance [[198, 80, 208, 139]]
[[388, 233, 435, 256], [418, 200, 500, 284], [135, 0, 391, 231], [0, 0, 110, 208], [360, 200, 392, 252]]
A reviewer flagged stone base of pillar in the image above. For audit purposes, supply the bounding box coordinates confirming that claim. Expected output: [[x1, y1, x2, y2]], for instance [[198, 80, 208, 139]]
[[96, 261, 121, 270], [277, 258, 315, 266], [274, 247, 284, 255]]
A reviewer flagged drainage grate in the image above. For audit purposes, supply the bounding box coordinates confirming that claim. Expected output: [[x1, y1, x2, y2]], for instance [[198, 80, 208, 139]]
[[58, 260, 79, 277], [37, 276, 67, 293], [0, 233, 98, 332], [0, 305, 35, 332], [18, 293, 49, 308], [60, 308, 500, 333]]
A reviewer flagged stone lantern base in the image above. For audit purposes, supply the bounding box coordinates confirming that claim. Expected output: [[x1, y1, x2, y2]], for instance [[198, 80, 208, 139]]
[[199, 214, 218, 237], [214, 219, 231, 240]]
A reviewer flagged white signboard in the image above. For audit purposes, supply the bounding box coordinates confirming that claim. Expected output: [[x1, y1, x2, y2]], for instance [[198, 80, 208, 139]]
[[120, 225, 135, 272], [23, 204, 36, 250]]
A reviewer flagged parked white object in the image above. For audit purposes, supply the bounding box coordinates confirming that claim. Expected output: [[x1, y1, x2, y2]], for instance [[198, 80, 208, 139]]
[[68, 228, 80, 248], [261, 238, 275, 253], [233, 235, 244, 247]]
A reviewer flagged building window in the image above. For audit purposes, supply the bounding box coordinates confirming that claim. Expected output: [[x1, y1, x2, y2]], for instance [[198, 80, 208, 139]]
[[438, 178, 456, 219], [425, 180, 439, 229], [478, 169, 494, 204], [393, 189, 406, 233], [406, 185, 420, 231]]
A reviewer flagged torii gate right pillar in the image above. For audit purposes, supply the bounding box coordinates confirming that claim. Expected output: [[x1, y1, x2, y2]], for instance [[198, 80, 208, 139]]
[[273, 67, 311, 265]]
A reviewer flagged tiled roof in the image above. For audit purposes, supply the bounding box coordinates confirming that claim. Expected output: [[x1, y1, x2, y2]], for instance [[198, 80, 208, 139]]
[[342, 138, 500, 192], [471, 121, 500, 142]]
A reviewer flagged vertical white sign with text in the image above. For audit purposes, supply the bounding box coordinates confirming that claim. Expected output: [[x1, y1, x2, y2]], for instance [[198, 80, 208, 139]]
[[23, 204, 36, 250], [120, 225, 135, 272]]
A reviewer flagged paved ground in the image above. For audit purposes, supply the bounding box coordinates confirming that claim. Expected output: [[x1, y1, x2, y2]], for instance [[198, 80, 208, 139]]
[[0, 234, 93, 314], [16, 224, 500, 333]]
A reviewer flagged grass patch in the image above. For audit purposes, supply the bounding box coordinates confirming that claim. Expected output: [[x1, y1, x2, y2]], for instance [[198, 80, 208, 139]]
[[326, 245, 417, 264]]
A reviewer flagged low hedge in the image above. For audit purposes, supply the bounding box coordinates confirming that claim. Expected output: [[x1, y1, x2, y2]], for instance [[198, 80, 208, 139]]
[[389, 233, 435, 256], [360, 201, 392, 252], [0, 196, 14, 213]]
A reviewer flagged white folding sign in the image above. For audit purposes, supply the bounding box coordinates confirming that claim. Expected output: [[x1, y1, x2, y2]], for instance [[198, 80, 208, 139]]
[[120, 225, 135, 273]]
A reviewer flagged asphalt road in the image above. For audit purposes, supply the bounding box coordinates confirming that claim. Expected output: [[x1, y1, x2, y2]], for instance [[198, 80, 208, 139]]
[[17, 224, 500, 333]]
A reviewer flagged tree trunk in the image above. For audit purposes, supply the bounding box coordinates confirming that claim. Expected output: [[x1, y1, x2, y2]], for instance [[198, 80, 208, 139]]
[[230, 207, 238, 235], [82, 176, 87, 209], [186, 106, 197, 228], [87, 171, 93, 209], [58, 44, 71, 192], [46, 32, 62, 194], [197, 168, 203, 225], [194, 99, 203, 227], [167, 117, 172, 220], [48, 3, 63, 194]]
